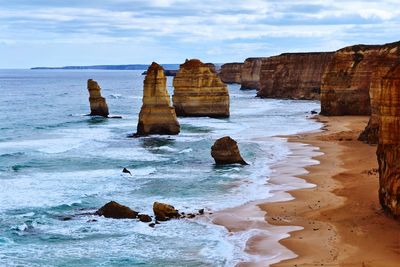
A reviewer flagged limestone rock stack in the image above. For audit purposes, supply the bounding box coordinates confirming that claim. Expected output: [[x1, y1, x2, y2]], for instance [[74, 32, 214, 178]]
[[219, 63, 242, 84], [211, 136, 248, 165], [258, 52, 334, 100], [136, 62, 180, 136], [172, 59, 230, 118], [87, 79, 109, 117], [241, 58, 264, 90], [377, 64, 400, 218], [320, 41, 400, 118]]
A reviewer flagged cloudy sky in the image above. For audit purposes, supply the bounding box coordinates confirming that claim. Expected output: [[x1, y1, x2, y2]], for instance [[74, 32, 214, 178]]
[[1, 0, 399, 68]]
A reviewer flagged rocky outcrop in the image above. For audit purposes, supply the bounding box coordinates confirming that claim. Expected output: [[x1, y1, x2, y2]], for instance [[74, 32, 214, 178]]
[[136, 62, 180, 136], [357, 43, 400, 144], [258, 52, 333, 99], [95, 201, 138, 219], [219, 63, 242, 84], [377, 64, 400, 218], [153, 202, 180, 221], [87, 79, 109, 117], [172, 59, 230, 118], [211, 136, 248, 165], [241, 58, 263, 90], [321, 41, 400, 118]]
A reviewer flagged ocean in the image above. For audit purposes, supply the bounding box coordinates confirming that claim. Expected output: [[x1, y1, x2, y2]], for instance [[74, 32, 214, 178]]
[[0, 69, 321, 266]]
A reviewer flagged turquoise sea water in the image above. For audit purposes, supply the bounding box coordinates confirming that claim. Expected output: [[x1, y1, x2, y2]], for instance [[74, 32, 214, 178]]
[[0, 69, 321, 266]]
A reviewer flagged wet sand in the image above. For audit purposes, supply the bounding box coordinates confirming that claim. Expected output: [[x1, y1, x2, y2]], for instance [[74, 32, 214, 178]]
[[262, 115, 400, 266]]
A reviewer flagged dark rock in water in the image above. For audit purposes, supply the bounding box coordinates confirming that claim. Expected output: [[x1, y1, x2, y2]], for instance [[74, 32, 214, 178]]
[[87, 219, 98, 223], [187, 214, 196, 219], [311, 110, 318, 114], [142, 69, 178, 76], [148, 223, 156, 228], [122, 168, 132, 175], [61, 216, 72, 221], [211, 136, 248, 165], [95, 201, 138, 219], [153, 201, 180, 221], [198, 209, 204, 215], [138, 214, 152, 223]]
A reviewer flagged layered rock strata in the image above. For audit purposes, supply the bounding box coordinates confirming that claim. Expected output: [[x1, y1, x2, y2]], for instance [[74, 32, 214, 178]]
[[241, 57, 263, 90], [258, 52, 334, 99], [377, 64, 400, 218], [321, 41, 400, 118], [219, 63, 242, 84], [358, 42, 400, 143], [173, 59, 230, 118], [211, 136, 248, 165], [136, 62, 180, 136], [87, 79, 109, 117]]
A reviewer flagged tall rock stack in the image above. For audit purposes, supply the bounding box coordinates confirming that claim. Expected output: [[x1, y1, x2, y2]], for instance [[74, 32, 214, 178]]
[[219, 63, 242, 84], [241, 58, 263, 90], [376, 64, 400, 218], [320, 41, 400, 118], [87, 79, 109, 117], [136, 62, 180, 136], [258, 52, 334, 100], [172, 59, 230, 118]]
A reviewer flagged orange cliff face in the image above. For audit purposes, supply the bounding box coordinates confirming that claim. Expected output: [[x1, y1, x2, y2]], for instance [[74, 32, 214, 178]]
[[172, 59, 230, 118], [377, 64, 400, 218], [320, 42, 400, 122], [136, 62, 180, 136], [258, 52, 333, 100], [219, 63, 242, 84], [240, 58, 264, 90], [87, 79, 109, 117]]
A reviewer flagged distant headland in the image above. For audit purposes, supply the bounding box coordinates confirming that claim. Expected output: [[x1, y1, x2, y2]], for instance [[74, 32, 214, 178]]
[[30, 64, 181, 70]]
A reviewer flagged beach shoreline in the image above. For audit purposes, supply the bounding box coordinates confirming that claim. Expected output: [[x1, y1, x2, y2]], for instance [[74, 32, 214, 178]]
[[213, 115, 400, 266], [262, 115, 400, 266]]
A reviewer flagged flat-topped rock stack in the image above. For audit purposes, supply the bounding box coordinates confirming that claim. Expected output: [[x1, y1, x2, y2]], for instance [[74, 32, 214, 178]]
[[219, 63, 243, 84], [241, 58, 264, 90], [377, 64, 400, 218], [136, 62, 180, 136], [172, 59, 230, 118], [87, 79, 109, 117]]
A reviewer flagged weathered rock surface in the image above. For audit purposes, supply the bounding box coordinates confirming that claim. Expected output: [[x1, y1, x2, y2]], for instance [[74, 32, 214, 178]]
[[136, 62, 180, 136], [258, 52, 333, 99], [87, 79, 109, 117], [211, 136, 248, 165], [173, 59, 230, 118], [153, 202, 180, 221], [377, 64, 400, 218], [138, 214, 152, 222], [241, 58, 264, 90], [219, 63, 243, 84], [95, 201, 138, 219], [321, 41, 400, 118], [357, 42, 400, 144]]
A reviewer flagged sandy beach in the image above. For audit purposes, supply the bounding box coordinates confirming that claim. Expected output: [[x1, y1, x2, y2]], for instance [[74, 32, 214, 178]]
[[262, 115, 400, 266]]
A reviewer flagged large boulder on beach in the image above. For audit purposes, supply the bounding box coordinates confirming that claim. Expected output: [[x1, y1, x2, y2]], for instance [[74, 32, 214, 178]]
[[153, 202, 180, 221], [87, 79, 109, 117], [211, 136, 248, 165], [136, 62, 180, 136], [95, 201, 138, 219], [172, 59, 230, 118]]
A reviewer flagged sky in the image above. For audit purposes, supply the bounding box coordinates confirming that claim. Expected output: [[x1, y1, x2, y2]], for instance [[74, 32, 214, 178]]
[[1, 0, 399, 68]]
